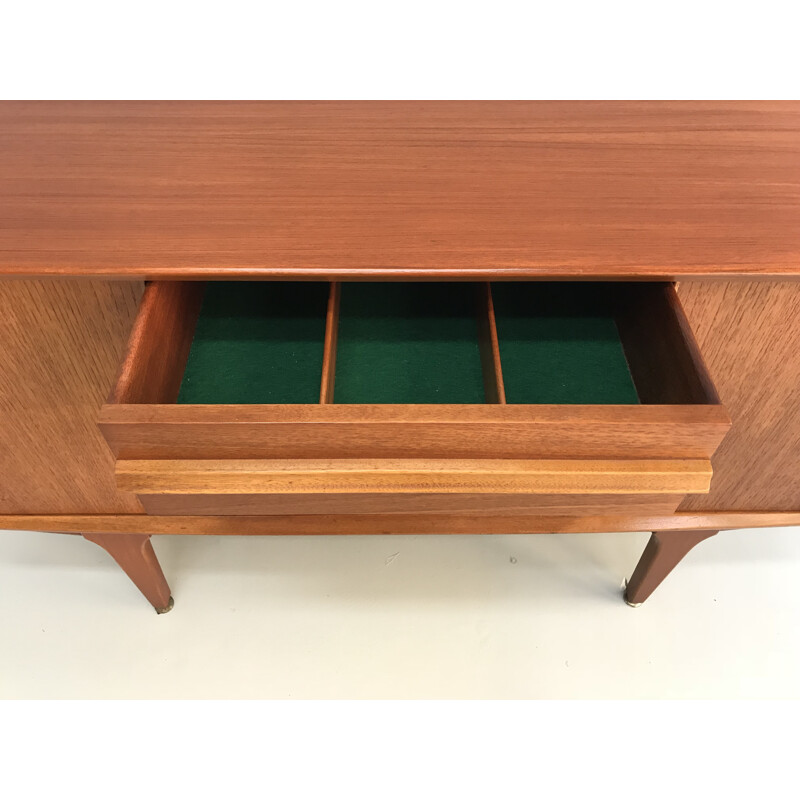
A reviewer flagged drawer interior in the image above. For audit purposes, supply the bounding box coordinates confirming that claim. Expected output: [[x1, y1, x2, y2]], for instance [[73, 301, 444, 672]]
[[491, 282, 639, 404], [101, 278, 730, 483], [326, 282, 486, 404], [177, 282, 329, 404], [139, 281, 712, 407]]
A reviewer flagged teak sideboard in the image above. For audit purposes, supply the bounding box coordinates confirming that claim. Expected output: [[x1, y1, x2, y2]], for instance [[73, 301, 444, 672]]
[[2, 101, 799, 613]]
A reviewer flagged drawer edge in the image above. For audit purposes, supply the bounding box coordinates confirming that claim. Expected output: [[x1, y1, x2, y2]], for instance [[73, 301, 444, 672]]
[[99, 404, 731, 460]]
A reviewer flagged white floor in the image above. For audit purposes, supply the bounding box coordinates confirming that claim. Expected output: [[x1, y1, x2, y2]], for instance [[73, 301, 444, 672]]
[[1, 526, 799, 698]]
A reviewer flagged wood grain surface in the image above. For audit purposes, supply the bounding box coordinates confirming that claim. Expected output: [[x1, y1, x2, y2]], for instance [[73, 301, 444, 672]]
[[477, 283, 506, 403], [0, 280, 144, 514], [319, 282, 341, 403], [114, 458, 712, 495], [616, 283, 720, 405], [678, 281, 800, 511], [137, 492, 685, 517], [2, 101, 799, 279], [624, 529, 718, 605], [108, 281, 204, 404], [83, 533, 172, 612], [3, 511, 800, 536], [99, 404, 730, 460]]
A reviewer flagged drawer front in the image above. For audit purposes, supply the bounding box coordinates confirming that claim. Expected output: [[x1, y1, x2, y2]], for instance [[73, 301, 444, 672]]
[[117, 458, 711, 494], [100, 404, 729, 461], [123, 458, 705, 517], [99, 280, 730, 509]]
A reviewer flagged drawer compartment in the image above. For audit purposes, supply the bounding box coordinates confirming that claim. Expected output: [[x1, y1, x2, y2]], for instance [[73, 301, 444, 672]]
[[333, 283, 486, 404], [176, 281, 330, 404], [99, 280, 730, 512], [491, 282, 640, 404]]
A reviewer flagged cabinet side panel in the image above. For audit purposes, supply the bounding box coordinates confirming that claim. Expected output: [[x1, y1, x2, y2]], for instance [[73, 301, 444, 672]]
[[0, 280, 144, 513], [678, 281, 800, 512]]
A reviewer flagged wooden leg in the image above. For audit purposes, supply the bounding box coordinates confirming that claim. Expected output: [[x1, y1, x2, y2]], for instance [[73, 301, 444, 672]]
[[624, 529, 718, 606], [83, 533, 174, 613]]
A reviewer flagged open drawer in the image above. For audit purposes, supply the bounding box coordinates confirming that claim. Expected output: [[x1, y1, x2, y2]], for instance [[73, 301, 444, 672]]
[[98, 281, 731, 516]]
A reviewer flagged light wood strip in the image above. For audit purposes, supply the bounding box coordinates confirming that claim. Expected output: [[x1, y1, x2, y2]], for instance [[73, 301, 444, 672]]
[[319, 282, 341, 403], [137, 492, 685, 517], [114, 458, 713, 495]]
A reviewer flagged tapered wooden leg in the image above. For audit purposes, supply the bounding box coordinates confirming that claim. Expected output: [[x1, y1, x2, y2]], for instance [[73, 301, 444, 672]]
[[84, 533, 174, 613], [624, 529, 718, 606]]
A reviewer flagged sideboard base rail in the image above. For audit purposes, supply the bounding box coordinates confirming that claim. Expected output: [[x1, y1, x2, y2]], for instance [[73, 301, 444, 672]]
[[2, 511, 798, 536]]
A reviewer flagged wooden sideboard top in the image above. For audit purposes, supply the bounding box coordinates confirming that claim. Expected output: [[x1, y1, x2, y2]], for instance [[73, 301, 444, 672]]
[[1, 101, 799, 279]]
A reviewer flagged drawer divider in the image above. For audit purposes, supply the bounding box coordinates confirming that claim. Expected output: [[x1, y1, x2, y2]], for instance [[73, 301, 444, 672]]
[[319, 282, 341, 403], [477, 283, 506, 404]]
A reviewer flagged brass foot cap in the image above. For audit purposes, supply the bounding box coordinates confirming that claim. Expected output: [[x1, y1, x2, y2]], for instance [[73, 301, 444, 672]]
[[624, 592, 643, 608], [623, 580, 642, 608], [156, 596, 175, 614]]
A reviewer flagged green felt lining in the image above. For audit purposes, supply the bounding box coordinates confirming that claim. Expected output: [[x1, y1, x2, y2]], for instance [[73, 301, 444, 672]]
[[491, 282, 640, 404], [333, 282, 486, 404], [177, 282, 329, 404], [175, 281, 640, 406]]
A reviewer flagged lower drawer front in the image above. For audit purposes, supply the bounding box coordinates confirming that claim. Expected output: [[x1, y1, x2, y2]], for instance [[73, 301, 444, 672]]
[[118, 457, 710, 517], [117, 458, 712, 495], [137, 492, 688, 517]]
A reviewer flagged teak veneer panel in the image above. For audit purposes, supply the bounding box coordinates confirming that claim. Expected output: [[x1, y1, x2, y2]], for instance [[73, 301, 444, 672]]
[[2, 101, 800, 279], [677, 281, 800, 512], [0, 280, 144, 514], [115, 458, 713, 495]]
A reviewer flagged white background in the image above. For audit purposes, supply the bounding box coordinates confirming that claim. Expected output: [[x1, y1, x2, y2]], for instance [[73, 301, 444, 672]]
[[1, 0, 798, 796]]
